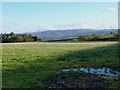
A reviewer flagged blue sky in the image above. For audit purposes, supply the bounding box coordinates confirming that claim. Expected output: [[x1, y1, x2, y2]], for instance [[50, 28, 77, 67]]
[[2, 2, 118, 33]]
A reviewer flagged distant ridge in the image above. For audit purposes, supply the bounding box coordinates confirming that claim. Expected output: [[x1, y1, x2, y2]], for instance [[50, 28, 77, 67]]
[[25, 29, 118, 40]]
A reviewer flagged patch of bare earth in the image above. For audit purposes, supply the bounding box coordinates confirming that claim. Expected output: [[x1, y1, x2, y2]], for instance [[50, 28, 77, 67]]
[[33, 72, 118, 88]]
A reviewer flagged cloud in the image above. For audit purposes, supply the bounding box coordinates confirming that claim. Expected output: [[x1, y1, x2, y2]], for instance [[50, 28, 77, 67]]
[[3, 21, 118, 33], [106, 7, 117, 11], [38, 21, 118, 30]]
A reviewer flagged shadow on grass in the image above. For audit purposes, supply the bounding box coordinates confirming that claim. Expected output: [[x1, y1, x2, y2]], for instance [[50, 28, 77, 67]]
[[55, 43, 119, 71]]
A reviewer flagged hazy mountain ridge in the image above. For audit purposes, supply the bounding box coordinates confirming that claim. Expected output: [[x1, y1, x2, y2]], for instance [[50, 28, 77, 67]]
[[25, 29, 118, 40]]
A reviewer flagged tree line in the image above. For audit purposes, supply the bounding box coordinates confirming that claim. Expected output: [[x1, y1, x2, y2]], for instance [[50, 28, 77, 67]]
[[1, 32, 119, 43], [1, 32, 42, 43], [78, 33, 119, 41]]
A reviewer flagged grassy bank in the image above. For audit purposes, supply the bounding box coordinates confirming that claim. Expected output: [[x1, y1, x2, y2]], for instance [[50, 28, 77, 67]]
[[2, 42, 119, 88]]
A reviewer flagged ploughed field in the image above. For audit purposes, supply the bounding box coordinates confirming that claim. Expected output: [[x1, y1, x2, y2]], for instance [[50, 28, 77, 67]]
[[2, 42, 119, 88]]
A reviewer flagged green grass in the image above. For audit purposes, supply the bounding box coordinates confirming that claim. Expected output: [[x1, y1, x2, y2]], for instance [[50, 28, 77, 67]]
[[2, 41, 119, 88]]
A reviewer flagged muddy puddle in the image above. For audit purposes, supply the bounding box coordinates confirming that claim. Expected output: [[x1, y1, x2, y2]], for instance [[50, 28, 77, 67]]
[[58, 67, 120, 77]]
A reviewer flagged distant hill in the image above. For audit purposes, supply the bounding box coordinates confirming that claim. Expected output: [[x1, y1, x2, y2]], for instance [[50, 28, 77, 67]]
[[25, 29, 118, 40]]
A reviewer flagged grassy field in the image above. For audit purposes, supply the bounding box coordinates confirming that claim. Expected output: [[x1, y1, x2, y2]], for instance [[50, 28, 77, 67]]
[[2, 41, 119, 88]]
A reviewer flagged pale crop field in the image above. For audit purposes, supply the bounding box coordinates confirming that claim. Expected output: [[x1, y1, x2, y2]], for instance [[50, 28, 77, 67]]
[[2, 42, 119, 88]]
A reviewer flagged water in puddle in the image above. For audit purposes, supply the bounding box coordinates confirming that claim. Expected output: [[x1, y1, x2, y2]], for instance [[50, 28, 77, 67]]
[[61, 67, 120, 77]]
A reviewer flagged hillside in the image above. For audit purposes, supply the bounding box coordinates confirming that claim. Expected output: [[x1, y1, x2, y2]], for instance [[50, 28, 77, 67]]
[[25, 29, 118, 40], [45, 33, 119, 42]]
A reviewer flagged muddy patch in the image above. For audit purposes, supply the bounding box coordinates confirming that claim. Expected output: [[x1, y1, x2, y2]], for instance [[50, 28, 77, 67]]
[[32, 71, 119, 88]]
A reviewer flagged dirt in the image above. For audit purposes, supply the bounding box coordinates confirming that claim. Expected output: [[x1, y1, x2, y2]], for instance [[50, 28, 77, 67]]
[[32, 71, 119, 88]]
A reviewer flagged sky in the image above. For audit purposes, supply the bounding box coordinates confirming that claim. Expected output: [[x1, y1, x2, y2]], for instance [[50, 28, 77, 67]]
[[2, 2, 118, 33]]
